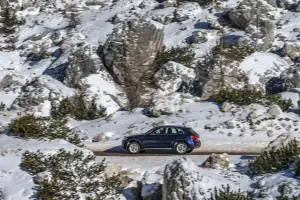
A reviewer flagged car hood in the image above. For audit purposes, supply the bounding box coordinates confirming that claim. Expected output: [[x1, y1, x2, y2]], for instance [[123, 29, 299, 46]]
[[124, 134, 144, 139]]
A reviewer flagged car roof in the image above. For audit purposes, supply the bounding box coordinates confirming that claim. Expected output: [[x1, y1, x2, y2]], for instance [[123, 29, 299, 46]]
[[156, 125, 190, 129]]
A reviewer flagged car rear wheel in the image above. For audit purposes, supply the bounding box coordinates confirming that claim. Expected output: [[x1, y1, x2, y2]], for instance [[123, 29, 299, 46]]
[[127, 141, 141, 154], [175, 142, 188, 154]]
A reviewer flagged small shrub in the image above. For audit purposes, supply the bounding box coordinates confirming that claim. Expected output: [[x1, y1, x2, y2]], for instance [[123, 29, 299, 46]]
[[249, 139, 300, 175], [51, 95, 106, 120], [8, 115, 81, 145], [216, 88, 293, 111], [155, 45, 195, 69], [209, 185, 254, 200], [0, 188, 5, 200], [212, 44, 255, 62], [21, 149, 122, 200]]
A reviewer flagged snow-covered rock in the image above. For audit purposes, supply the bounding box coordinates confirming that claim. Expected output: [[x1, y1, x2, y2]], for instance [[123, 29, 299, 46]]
[[221, 102, 232, 112], [141, 172, 162, 200], [284, 42, 300, 61], [201, 153, 231, 169], [280, 65, 300, 89], [174, 2, 202, 22], [162, 157, 238, 200], [154, 61, 196, 95]]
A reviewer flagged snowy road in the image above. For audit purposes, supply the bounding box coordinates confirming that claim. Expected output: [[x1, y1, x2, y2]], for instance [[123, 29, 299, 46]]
[[94, 151, 259, 156]]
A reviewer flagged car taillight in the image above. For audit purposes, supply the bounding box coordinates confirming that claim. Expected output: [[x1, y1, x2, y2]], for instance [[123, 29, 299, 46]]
[[190, 135, 198, 140]]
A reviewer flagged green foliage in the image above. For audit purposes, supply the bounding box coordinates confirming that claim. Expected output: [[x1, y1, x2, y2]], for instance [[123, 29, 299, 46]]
[[21, 149, 122, 200], [155, 45, 195, 69], [276, 195, 300, 200], [276, 184, 300, 200], [249, 139, 300, 175], [209, 185, 254, 200], [212, 44, 255, 62], [51, 95, 106, 120], [8, 115, 81, 145], [0, 188, 5, 200], [216, 88, 293, 111], [294, 159, 300, 176], [1, 6, 17, 35]]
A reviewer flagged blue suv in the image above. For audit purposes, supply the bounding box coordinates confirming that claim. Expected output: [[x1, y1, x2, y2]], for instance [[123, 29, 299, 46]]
[[121, 125, 201, 154]]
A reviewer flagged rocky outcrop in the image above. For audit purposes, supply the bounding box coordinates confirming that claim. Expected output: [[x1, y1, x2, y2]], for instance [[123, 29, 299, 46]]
[[101, 18, 164, 86], [154, 61, 196, 95], [11, 75, 76, 113], [64, 44, 103, 88], [201, 153, 231, 169], [162, 157, 237, 200], [267, 105, 283, 117], [228, 0, 276, 50]]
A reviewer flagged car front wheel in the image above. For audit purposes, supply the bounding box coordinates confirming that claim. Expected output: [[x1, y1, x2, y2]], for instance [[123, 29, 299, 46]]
[[175, 142, 188, 154], [127, 141, 141, 154]]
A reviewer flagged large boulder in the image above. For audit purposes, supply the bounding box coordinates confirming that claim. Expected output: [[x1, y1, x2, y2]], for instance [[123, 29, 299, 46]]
[[154, 61, 196, 95], [228, 0, 276, 50], [201, 153, 231, 169], [174, 2, 202, 22], [162, 158, 238, 200], [101, 18, 164, 86]]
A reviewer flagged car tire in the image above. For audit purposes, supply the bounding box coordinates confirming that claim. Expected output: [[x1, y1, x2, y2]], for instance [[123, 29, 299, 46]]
[[127, 141, 141, 154], [175, 142, 188, 154], [186, 148, 194, 153]]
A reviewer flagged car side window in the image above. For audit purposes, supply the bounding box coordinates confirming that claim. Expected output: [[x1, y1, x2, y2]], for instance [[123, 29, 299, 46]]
[[165, 128, 178, 135], [150, 128, 165, 135], [177, 128, 185, 134]]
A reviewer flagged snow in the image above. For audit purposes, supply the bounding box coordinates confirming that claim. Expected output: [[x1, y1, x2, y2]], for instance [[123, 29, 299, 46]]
[[280, 92, 300, 107], [240, 52, 290, 85]]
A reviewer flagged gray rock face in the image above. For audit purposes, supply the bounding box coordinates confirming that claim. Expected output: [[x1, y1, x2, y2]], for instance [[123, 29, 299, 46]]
[[154, 61, 196, 95], [101, 18, 164, 85], [228, 0, 275, 50], [201, 153, 231, 169], [296, 1, 300, 12], [65, 44, 103, 88], [221, 102, 232, 112]]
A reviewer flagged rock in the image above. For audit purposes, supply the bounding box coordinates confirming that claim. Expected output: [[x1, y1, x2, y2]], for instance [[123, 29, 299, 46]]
[[265, 77, 286, 94], [141, 172, 162, 200], [64, 44, 103, 88], [104, 163, 122, 178], [190, 30, 209, 44], [241, 127, 247, 132], [281, 65, 300, 89], [101, 18, 164, 86], [33, 172, 51, 184], [154, 61, 196, 95], [92, 132, 112, 142], [150, 7, 176, 25], [163, 0, 177, 7], [296, 2, 300, 12], [201, 153, 231, 169], [228, 0, 275, 50], [225, 120, 235, 129], [284, 42, 300, 61], [162, 157, 236, 200], [221, 102, 232, 112], [267, 130, 274, 137], [262, 133, 299, 152], [248, 108, 267, 119], [268, 105, 283, 116], [149, 92, 185, 115], [11, 75, 76, 113], [174, 2, 201, 22]]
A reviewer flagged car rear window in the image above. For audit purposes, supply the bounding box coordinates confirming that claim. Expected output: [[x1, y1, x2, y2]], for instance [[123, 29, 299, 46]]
[[188, 128, 198, 135]]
